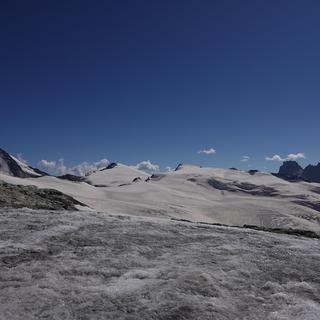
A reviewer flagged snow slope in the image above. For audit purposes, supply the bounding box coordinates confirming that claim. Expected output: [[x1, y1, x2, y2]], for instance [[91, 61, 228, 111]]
[[1, 164, 320, 233], [0, 208, 319, 320], [10, 155, 42, 177], [85, 163, 149, 187]]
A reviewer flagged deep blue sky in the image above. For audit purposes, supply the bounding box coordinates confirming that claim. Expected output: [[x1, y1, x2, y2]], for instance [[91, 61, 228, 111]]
[[1, 0, 320, 171]]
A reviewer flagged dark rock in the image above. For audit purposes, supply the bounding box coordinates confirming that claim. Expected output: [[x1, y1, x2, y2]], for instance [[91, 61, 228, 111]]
[[302, 163, 320, 183], [30, 167, 49, 176], [207, 179, 235, 192], [58, 174, 84, 182], [248, 170, 259, 175], [293, 200, 320, 213], [243, 224, 320, 239], [106, 162, 118, 169], [229, 167, 238, 171], [99, 162, 118, 171], [277, 161, 303, 181], [133, 177, 142, 183], [207, 179, 278, 196], [174, 163, 183, 171], [150, 174, 165, 181], [0, 182, 86, 210]]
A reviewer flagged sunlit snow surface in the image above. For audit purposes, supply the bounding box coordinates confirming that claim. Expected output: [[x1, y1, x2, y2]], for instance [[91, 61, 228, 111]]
[[1, 165, 320, 233], [0, 208, 319, 320]]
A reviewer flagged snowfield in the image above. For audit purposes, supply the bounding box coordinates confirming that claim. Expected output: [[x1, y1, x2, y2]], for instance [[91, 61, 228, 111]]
[[1, 164, 320, 233], [0, 208, 319, 320]]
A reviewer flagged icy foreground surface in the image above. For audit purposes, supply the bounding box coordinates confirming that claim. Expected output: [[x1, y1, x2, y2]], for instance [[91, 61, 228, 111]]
[[0, 209, 319, 320]]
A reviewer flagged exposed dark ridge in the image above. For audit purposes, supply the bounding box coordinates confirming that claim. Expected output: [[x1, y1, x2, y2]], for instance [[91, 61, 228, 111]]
[[57, 174, 84, 182], [170, 218, 320, 239], [248, 170, 259, 175], [30, 167, 49, 176], [174, 163, 183, 171], [150, 174, 165, 181], [98, 162, 118, 171], [106, 162, 118, 169], [311, 187, 320, 195], [293, 200, 320, 213], [207, 178, 278, 197], [207, 179, 235, 192], [242, 225, 320, 239], [302, 163, 320, 183], [235, 183, 278, 196]]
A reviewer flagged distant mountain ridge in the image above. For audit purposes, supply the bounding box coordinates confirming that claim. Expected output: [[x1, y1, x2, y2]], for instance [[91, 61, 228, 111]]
[[2, 147, 320, 183], [276, 160, 320, 182]]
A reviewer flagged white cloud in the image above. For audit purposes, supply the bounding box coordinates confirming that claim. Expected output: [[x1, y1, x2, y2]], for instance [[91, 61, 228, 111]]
[[265, 152, 305, 162], [241, 156, 250, 162], [38, 159, 57, 171], [56, 159, 67, 175], [38, 158, 109, 176], [286, 153, 305, 161], [94, 159, 109, 169], [265, 154, 285, 162], [136, 160, 159, 172], [165, 166, 173, 172], [198, 148, 216, 155]]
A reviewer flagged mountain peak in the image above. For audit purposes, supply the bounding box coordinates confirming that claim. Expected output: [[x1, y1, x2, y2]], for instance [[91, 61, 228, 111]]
[[0, 148, 43, 178]]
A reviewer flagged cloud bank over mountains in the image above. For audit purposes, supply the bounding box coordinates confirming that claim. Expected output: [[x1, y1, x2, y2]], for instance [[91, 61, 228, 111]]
[[135, 160, 159, 172], [37, 158, 160, 176], [13, 149, 308, 177], [38, 159, 110, 176], [265, 153, 305, 162]]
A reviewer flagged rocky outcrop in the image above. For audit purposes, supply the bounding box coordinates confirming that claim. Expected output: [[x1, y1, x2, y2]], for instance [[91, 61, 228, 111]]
[[0, 182, 86, 210], [99, 162, 118, 171], [58, 174, 84, 182], [30, 167, 49, 176], [302, 163, 320, 183], [106, 162, 118, 169]]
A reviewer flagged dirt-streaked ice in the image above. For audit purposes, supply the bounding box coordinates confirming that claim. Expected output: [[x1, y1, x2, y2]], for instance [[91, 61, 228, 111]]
[[0, 208, 319, 319]]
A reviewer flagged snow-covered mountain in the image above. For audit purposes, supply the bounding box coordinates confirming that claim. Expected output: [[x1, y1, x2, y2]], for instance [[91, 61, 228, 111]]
[[1, 148, 320, 234], [0, 148, 45, 178], [85, 163, 149, 187]]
